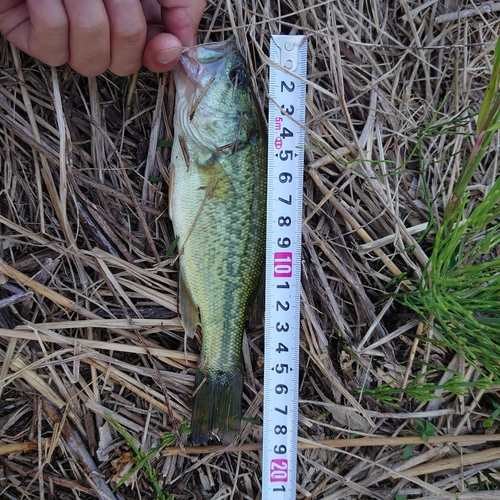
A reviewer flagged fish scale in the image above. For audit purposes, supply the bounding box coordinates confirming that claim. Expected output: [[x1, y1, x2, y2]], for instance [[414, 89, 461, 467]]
[[170, 39, 266, 445]]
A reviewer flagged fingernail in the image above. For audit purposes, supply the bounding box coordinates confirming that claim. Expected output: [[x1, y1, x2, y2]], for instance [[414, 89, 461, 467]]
[[156, 46, 181, 65]]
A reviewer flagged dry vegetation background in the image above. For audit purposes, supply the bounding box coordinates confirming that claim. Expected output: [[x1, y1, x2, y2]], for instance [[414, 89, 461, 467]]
[[1, 0, 500, 499]]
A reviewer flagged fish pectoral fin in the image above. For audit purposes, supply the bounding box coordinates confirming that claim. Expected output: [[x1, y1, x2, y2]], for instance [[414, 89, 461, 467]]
[[178, 273, 199, 338], [197, 158, 236, 202], [191, 367, 243, 446]]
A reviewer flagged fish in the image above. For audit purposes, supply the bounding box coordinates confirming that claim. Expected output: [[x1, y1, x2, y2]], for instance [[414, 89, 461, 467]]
[[169, 39, 266, 445]]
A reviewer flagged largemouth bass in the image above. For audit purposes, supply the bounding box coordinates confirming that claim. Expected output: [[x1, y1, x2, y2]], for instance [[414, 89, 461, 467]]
[[170, 39, 266, 445]]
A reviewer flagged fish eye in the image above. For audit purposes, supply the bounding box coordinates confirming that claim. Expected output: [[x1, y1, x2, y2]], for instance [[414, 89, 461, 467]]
[[229, 66, 247, 89]]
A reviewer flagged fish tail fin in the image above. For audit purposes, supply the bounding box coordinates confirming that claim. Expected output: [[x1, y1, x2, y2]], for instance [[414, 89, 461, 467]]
[[191, 368, 243, 445]]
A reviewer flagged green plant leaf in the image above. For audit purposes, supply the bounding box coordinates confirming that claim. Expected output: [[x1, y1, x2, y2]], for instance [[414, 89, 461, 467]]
[[149, 175, 163, 182], [165, 237, 179, 258], [483, 408, 500, 428]]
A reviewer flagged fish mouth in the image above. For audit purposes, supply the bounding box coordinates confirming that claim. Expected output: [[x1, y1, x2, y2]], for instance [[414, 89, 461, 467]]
[[176, 39, 237, 96], [180, 38, 236, 69]]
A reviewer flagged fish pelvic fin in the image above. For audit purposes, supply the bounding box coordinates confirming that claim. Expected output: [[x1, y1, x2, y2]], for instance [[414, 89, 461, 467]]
[[178, 272, 199, 338], [191, 367, 243, 445]]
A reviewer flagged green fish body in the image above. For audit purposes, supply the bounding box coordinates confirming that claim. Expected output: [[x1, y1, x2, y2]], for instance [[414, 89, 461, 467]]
[[170, 40, 266, 445]]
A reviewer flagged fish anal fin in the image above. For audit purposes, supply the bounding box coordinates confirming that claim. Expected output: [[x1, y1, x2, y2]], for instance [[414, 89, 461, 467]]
[[178, 273, 199, 338], [191, 368, 243, 445], [168, 163, 175, 220]]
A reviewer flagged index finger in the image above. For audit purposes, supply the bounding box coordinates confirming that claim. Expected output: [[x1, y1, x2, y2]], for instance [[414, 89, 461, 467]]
[[158, 0, 205, 46]]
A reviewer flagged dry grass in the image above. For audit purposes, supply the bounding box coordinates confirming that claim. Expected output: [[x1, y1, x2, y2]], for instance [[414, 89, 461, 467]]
[[1, 1, 500, 499]]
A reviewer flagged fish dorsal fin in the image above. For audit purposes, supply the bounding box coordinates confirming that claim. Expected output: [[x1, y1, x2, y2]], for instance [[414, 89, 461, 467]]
[[246, 269, 265, 328], [178, 271, 199, 338]]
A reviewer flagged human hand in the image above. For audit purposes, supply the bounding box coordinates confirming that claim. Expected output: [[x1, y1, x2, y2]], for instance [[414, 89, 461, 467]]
[[0, 0, 206, 77]]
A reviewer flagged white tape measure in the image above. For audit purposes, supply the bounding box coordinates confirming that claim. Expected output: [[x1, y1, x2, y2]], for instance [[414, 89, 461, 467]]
[[262, 35, 307, 500]]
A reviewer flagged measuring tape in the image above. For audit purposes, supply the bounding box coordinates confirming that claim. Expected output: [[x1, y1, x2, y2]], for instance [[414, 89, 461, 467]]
[[262, 35, 307, 500]]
